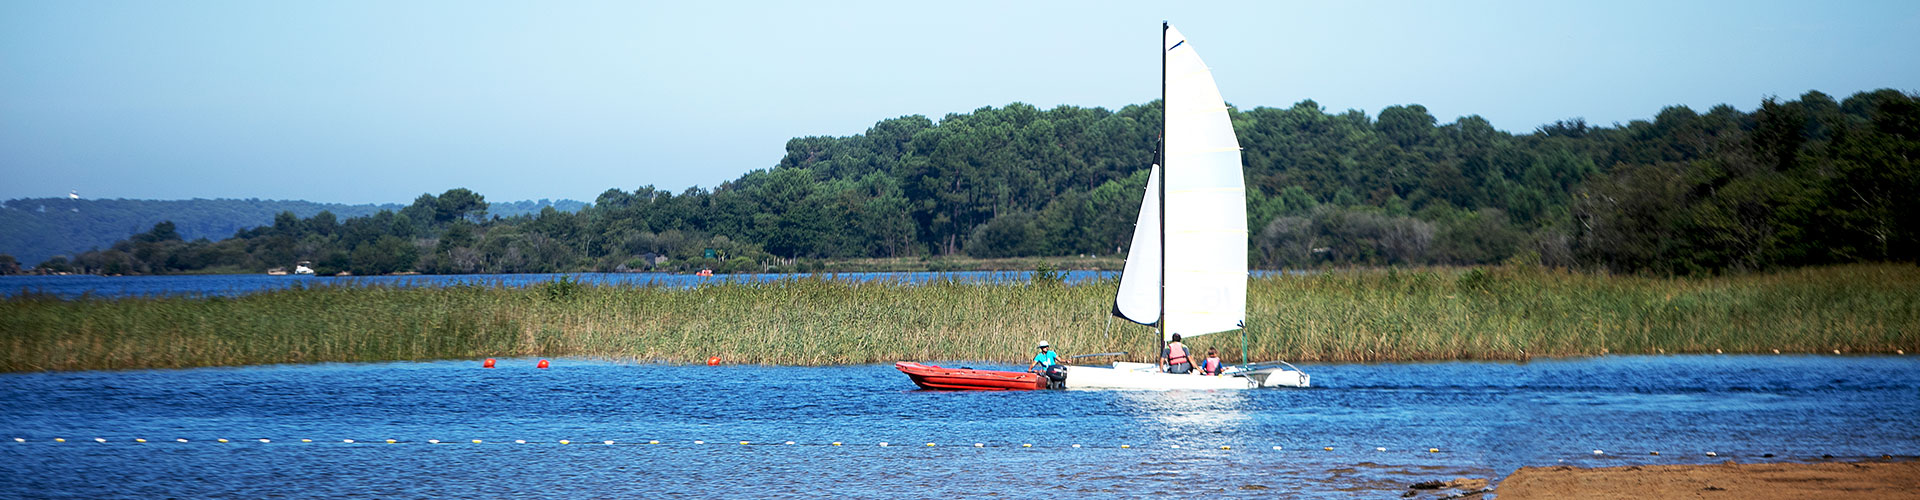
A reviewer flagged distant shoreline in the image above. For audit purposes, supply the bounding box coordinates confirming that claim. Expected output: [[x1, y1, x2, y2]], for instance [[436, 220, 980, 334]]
[[9, 255, 1128, 277], [2, 263, 1914, 372]]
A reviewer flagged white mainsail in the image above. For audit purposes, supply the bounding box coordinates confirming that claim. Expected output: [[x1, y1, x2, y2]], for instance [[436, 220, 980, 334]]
[[1113, 24, 1248, 341], [1070, 23, 1305, 389]]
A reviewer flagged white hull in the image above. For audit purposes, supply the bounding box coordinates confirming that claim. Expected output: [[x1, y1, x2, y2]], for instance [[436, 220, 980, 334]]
[[1064, 362, 1309, 390]]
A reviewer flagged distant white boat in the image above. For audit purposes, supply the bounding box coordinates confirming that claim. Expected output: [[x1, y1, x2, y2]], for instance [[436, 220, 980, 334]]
[[1064, 23, 1308, 390], [293, 265, 315, 275]]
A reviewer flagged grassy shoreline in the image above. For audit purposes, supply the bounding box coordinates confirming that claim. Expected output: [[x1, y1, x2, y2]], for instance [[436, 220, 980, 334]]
[[810, 255, 1125, 273], [2, 264, 1914, 372]]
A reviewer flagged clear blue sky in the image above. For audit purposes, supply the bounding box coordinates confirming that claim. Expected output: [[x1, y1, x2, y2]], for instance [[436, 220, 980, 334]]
[[3, 0, 1916, 204]]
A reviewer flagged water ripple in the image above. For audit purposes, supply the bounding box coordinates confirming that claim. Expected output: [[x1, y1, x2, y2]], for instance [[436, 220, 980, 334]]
[[1, 355, 1915, 498]]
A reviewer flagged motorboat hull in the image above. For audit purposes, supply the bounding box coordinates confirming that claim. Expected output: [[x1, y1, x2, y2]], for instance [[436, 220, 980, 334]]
[[895, 362, 1047, 391]]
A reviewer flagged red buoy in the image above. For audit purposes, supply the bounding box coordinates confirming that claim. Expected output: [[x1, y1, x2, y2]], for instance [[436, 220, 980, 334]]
[[483, 358, 496, 369], [537, 359, 550, 369], [707, 356, 721, 366]]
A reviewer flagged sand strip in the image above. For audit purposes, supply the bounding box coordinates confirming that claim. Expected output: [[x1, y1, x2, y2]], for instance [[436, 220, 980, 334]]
[[1495, 460, 1920, 500]]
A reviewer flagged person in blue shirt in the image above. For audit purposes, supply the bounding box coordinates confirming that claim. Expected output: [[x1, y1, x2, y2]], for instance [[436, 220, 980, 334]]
[[1029, 341, 1068, 389], [1199, 347, 1223, 375], [1028, 341, 1063, 371]]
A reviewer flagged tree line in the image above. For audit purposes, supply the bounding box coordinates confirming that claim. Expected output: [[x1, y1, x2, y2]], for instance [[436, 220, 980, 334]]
[[12, 89, 1915, 277], [0, 196, 591, 269], [0, 198, 400, 268]]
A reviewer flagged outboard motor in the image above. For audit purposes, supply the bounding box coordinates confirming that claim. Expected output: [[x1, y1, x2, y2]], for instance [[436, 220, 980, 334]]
[[1043, 364, 1068, 389]]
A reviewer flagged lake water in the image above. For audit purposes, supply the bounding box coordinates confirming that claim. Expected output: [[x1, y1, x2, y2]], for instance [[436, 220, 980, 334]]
[[2, 355, 1914, 498], [0, 270, 1121, 299]]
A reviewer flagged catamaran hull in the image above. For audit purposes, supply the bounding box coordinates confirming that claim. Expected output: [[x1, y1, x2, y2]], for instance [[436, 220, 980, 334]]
[[1064, 362, 1309, 390], [895, 362, 1048, 391]]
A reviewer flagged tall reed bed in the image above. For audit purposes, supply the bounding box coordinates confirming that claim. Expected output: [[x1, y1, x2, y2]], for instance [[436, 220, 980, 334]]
[[1250, 264, 1917, 362], [2, 265, 1914, 371]]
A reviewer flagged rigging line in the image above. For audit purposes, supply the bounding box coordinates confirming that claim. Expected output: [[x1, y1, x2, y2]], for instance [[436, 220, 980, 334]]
[[1240, 321, 1251, 369]]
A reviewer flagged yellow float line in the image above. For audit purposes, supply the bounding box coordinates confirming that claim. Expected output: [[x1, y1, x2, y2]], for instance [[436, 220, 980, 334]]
[[12, 437, 1435, 451]]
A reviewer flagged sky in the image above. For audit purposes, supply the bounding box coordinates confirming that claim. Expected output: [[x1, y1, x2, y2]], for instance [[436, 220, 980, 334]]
[[3, 0, 1917, 205]]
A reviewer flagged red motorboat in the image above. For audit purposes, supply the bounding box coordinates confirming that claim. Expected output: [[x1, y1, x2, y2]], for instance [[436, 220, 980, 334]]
[[894, 362, 1047, 391]]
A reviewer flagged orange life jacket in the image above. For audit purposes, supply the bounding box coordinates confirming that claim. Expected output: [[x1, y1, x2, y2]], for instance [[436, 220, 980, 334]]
[[1167, 343, 1190, 366]]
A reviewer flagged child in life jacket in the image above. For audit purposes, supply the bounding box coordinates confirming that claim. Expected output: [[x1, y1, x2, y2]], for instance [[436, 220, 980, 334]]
[[1199, 347, 1223, 376]]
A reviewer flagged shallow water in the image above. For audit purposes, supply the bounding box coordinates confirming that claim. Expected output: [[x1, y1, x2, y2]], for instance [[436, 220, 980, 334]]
[[1, 355, 1915, 498]]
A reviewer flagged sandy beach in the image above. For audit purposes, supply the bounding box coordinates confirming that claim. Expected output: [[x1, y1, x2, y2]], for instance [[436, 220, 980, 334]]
[[1495, 460, 1920, 499]]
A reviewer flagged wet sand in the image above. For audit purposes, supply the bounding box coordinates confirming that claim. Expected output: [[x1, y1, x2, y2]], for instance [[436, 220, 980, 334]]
[[1495, 460, 1920, 499]]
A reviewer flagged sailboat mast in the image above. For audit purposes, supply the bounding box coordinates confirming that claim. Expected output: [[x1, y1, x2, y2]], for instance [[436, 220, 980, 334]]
[[1156, 21, 1168, 365]]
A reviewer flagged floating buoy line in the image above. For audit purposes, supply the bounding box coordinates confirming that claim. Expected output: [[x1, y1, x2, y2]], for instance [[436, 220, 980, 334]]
[[6, 436, 1902, 462], [8, 436, 1396, 451]]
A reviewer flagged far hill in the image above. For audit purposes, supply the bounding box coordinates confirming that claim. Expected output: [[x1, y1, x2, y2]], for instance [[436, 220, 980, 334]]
[[0, 197, 585, 266]]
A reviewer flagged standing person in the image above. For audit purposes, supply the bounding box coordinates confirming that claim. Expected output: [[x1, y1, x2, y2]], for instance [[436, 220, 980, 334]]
[[1199, 347, 1223, 375], [1161, 334, 1193, 374]]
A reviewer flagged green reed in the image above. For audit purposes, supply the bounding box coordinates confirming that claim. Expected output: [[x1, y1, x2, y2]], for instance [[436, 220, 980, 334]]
[[2, 264, 1915, 372]]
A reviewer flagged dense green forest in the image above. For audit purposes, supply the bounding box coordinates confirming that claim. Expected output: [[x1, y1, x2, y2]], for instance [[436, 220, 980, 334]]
[[0, 197, 586, 269], [14, 89, 1916, 277]]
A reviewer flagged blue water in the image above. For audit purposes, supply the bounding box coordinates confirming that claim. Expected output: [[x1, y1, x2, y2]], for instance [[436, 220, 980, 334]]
[[2, 356, 1915, 498], [0, 270, 1121, 299]]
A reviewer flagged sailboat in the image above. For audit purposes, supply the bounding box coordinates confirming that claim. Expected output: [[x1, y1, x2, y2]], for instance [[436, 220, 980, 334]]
[[1063, 23, 1309, 390]]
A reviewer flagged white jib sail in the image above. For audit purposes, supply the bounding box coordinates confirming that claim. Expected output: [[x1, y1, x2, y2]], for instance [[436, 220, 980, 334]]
[[1113, 164, 1162, 325], [1157, 25, 1248, 340]]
